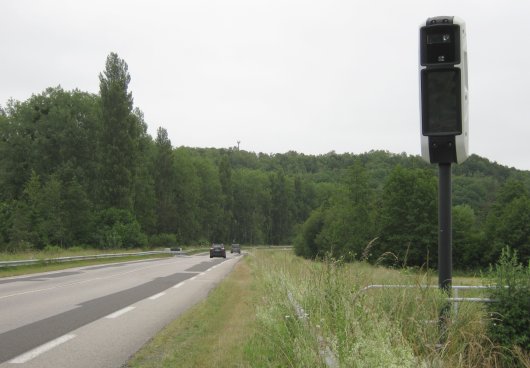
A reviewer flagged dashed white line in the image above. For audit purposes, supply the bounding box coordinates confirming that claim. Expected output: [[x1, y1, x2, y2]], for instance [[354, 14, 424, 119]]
[[148, 292, 166, 300], [105, 306, 135, 319], [9, 334, 76, 364]]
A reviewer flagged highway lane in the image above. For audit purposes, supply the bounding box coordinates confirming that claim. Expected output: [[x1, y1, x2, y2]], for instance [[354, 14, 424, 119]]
[[0, 253, 242, 367]]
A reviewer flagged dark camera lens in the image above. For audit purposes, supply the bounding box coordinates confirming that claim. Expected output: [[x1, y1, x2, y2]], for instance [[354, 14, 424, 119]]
[[427, 33, 451, 44]]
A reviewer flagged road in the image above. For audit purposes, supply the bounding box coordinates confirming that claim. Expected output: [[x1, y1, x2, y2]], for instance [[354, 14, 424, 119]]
[[0, 253, 242, 367]]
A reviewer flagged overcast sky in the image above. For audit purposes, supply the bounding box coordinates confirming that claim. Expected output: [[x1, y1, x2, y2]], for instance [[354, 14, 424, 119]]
[[2, 0, 530, 170]]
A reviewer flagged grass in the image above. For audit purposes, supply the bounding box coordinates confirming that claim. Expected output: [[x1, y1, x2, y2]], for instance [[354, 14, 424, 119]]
[[127, 258, 258, 368], [127, 249, 528, 367]]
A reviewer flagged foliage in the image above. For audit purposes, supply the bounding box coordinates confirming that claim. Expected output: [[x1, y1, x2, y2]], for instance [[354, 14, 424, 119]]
[[93, 208, 147, 249], [148, 233, 178, 249], [294, 207, 325, 259], [1, 52, 529, 271], [376, 166, 438, 266], [98, 52, 137, 210], [486, 247, 530, 353]]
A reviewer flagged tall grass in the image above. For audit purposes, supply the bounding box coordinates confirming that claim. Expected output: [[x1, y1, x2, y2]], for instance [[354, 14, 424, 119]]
[[244, 250, 519, 367]]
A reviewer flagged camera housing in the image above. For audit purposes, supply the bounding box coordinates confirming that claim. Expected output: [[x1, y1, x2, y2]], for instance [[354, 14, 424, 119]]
[[419, 16, 469, 164]]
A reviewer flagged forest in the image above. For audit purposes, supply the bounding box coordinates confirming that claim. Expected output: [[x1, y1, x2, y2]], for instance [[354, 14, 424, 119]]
[[1, 53, 529, 270]]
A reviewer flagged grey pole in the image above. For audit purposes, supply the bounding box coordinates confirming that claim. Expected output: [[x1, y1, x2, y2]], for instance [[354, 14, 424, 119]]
[[438, 163, 452, 293]]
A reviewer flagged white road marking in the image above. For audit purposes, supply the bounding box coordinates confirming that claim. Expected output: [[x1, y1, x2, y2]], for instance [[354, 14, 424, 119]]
[[105, 306, 135, 319], [148, 292, 166, 300], [190, 276, 197, 281], [173, 282, 185, 289], [199, 272, 205, 276], [9, 334, 76, 364]]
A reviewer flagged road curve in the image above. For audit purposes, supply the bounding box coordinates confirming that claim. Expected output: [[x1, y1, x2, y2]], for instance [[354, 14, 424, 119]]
[[0, 253, 242, 367]]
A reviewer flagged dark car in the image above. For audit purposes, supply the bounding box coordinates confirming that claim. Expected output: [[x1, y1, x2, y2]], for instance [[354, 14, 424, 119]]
[[230, 243, 241, 254], [210, 243, 226, 258]]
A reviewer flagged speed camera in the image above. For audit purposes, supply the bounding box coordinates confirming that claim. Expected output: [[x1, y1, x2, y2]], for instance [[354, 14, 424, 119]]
[[420, 16, 469, 164]]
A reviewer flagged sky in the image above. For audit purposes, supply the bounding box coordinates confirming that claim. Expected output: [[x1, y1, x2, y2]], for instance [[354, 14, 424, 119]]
[[1, 0, 530, 171]]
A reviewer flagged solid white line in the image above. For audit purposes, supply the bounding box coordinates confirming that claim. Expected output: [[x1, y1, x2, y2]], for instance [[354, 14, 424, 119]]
[[199, 272, 205, 276], [190, 276, 197, 281], [105, 306, 135, 319], [148, 292, 166, 300], [9, 334, 76, 364], [173, 282, 184, 289]]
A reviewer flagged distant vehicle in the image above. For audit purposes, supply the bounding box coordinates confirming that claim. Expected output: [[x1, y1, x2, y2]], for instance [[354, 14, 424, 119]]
[[231, 244, 241, 254], [210, 243, 226, 258]]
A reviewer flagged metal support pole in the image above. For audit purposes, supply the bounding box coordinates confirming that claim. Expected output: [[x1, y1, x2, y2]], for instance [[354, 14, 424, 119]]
[[438, 163, 452, 344], [438, 163, 452, 293]]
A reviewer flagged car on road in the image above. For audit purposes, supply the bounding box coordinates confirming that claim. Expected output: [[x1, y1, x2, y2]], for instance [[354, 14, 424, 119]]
[[210, 243, 226, 258], [230, 243, 241, 254]]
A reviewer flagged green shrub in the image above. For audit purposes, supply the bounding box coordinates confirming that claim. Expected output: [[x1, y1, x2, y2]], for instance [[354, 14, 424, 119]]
[[4, 240, 34, 253], [67, 246, 86, 253], [149, 233, 178, 249], [486, 247, 530, 353], [43, 245, 62, 254], [93, 208, 147, 249]]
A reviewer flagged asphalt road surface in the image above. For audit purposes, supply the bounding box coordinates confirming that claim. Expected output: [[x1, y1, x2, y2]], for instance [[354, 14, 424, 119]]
[[0, 253, 242, 367]]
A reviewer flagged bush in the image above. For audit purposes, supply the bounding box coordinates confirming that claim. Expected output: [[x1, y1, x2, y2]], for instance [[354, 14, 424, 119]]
[[43, 245, 62, 254], [4, 240, 34, 253], [486, 247, 530, 353], [149, 233, 178, 249], [93, 208, 147, 249], [294, 208, 324, 259]]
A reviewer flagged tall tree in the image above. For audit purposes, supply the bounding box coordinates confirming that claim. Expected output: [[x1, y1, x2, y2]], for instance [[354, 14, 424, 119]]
[[194, 157, 224, 241], [218, 155, 233, 242], [173, 148, 200, 243], [485, 179, 530, 263], [232, 169, 270, 244], [377, 166, 438, 266], [269, 170, 292, 244], [98, 52, 137, 210], [153, 127, 177, 234]]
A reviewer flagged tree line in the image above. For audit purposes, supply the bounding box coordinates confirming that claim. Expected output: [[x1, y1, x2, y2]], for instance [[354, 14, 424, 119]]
[[0, 53, 528, 269], [294, 153, 530, 269]]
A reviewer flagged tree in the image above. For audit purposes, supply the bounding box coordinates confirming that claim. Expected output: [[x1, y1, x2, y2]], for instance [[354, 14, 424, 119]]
[[38, 175, 65, 246], [294, 207, 325, 258], [173, 148, 201, 244], [485, 179, 530, 264], [98, 52, 137, 210], [377, 166, 438, 266], [194, 157, 224, 242], [62, 176, 93, 246], [9, 171, 42, 248], [269, 170, 293, 244], [293, 176, 316, 225], [153, 127, 177, 234], [132, 110, 156, 235], [232, 169, 270, 244], [452, 204, 484, 269], [218, 155, 233, 242]]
